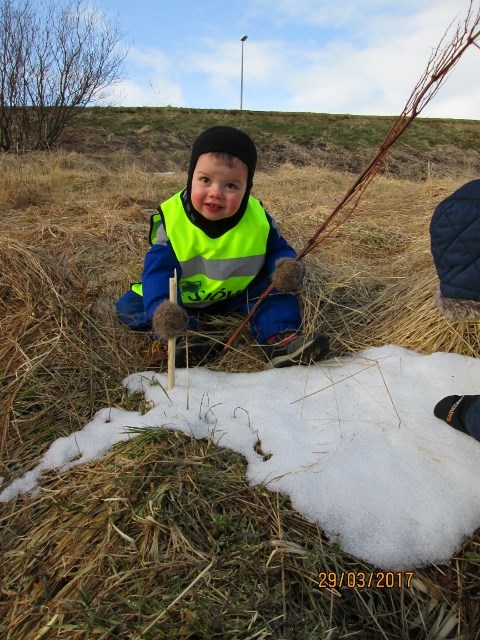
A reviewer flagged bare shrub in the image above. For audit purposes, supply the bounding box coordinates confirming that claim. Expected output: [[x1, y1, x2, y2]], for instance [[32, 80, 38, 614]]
[[0, 0, 127, 152]]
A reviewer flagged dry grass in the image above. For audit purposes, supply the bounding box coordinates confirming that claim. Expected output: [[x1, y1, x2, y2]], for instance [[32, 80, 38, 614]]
[[1, 150, 480, 639]]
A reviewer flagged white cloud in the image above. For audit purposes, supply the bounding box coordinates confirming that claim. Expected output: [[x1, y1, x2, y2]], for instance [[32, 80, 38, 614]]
[[189, 39, 284, 85], [251, 0, 468, 31], [105, 0, 479, 117], [110, 46, 185, 107], [254, 1, 480, 117]]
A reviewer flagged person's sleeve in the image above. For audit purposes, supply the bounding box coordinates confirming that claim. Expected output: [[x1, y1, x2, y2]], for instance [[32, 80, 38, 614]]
[[141, 219, 182, 324], [466, 396, 480, 442], [263, 212, 298, 275]]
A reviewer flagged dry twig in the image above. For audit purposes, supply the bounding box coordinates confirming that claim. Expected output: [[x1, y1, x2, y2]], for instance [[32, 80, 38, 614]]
[[221, 2, 480, 355]]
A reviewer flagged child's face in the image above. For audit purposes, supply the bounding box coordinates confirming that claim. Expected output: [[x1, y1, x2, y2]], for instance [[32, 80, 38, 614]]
[[190, 153, 248, 221]]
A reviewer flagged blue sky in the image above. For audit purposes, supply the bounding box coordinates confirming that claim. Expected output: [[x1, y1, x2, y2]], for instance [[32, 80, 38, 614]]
[[95, 0, 479, 119]]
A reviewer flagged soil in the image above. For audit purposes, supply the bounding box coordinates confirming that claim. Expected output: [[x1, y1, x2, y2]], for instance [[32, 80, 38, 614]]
[[57, 123, 480, 181]]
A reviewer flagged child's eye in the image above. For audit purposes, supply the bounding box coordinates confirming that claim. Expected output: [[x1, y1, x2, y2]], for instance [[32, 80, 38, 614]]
[[226, 182, 237, 189], [200, 176, 210, 183]]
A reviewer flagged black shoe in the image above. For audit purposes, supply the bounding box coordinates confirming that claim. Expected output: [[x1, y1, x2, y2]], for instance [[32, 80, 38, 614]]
[[433, 395, 478, 434], [175, 335, 221, 368], [263, 331, 330, 368]]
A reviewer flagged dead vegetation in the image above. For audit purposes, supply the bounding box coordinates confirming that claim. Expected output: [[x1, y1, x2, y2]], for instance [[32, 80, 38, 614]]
[[1, 149, 480, 639]]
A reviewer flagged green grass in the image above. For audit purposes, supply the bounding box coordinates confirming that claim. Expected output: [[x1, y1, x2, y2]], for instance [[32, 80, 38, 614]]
[[76, 105, 480, 152]]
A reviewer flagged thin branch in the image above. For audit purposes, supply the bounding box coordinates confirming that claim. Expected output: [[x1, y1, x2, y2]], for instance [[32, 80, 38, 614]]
[[221, 2, 480, 356]]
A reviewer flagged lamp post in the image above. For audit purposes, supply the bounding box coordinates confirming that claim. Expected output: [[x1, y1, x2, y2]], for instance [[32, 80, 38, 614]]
[[240, 35, 248, 110]]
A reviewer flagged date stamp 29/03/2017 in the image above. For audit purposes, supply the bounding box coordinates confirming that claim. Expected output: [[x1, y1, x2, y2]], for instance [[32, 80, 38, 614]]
[[318, 571, 414, 589]]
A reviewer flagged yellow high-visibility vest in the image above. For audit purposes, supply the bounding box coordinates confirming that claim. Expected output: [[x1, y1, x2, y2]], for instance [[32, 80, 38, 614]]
[[133, 192, 270, 308]]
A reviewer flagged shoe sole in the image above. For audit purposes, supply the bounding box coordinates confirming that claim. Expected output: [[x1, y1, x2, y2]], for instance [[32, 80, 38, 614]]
[[268, 333, 330, 369]]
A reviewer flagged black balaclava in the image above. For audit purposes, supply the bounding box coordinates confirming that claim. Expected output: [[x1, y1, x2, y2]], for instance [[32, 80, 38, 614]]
[[183, 126, 257, 238]]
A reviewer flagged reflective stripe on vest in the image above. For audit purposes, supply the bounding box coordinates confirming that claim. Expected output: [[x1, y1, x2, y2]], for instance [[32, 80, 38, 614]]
[[163, 192, 269, 308], [149, 211, 162, 245]]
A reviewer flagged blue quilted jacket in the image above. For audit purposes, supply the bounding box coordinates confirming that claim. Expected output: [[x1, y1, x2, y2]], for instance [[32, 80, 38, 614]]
[[430, 179, 480, 302]]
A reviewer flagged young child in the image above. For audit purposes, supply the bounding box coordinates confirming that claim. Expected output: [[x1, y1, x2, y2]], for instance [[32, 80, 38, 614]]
[[116, 125, 329, 367], [429, 178, 480, 442]]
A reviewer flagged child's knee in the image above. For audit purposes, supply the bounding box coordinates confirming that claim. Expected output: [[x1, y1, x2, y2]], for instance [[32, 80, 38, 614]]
[[115, 290, 151, 332]]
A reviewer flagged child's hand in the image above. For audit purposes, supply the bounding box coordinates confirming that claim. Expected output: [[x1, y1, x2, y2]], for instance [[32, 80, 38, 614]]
[[271, 258, 304, 293], [153, 301, 189, 339]]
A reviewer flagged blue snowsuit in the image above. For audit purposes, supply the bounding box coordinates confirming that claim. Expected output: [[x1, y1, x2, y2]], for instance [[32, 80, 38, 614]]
[[430, 179, 480, 442], [465, 401, 480, 442], [116, 190, 302, 343]]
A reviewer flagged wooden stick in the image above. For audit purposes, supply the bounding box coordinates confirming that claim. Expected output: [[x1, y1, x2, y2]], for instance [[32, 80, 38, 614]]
[[167, 270, 177, 390]]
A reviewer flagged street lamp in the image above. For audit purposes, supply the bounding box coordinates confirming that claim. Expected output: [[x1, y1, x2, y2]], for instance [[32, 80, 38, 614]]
[[240, 35, 248, 110]]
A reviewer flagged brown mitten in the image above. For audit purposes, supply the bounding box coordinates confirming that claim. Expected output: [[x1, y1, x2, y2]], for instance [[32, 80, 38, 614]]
[[435, 286, 480, 322], [153, 301, 189, 339], [271, 257, 304, 293]]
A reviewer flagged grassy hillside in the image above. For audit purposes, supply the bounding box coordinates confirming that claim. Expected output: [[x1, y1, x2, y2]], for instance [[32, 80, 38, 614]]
[[73, 106, 480, 150], [62, 106, 480, 179], [1, 110, 480, 639]]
